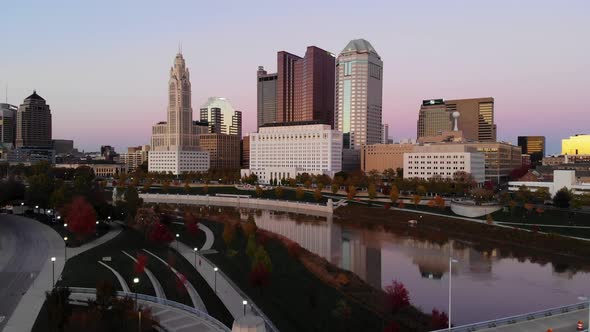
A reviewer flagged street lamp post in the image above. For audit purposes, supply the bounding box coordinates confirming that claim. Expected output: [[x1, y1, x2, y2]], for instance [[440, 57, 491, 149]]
[[242, 300, 248, 316], [214, 267, 218, 293], [64, 237, 68, 261], [176, 234, 180, 251], [133, 277, 140, 311], [448, 258, 459, 331], [193, 248, 198, 267], [51, 257, 56, 287]]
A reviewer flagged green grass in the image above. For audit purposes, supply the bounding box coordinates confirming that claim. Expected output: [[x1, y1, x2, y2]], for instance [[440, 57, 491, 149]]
[[24, 212, 111, 247], [56, 228, 233, 327]]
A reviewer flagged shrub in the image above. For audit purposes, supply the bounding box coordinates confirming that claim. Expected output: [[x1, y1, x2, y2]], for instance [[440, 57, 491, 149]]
[[384, 280, 410, 312]]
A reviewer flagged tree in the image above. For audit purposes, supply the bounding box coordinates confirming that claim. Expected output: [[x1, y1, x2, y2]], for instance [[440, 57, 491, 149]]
[[431, 308, 449, 329], [222, 223, 236, 248], [0, 177, 25, 205], [486, 213, 494, 225], [246, 235, 258, 259], [368, 183, 377, 201], [184, 181, 191, 194], [412, 194, 421, 208], [242, 215, 258, 237], [162, 181, 170, 194], [295, 187, 305, 201], [45, 286, 72, 332], [515, 185, 532, 204], [124, 186, 142, 219], [331, 183, 339, 194], [331, 299, 352, 320], [304, 180, 312, 189], [389, 185, 400, 204], [534, 187, 551, 203], [252, 245, 272, 272], [135, 207, 159, 232], [184, 212, 199, 235], [416, 185, 427, 197], [134, 253, 148, 274], [275, 186, 284, 199], [148, 222, 173, 244], [314, 188, 323, 202], [64, 196, 96, 239], [26, 172, 54, 207], [553, 187, 573, 208], [384, 280, 410, 312], [255, 185, 263, 197], [249, 263, 270, 293], [434, 195, 445, 209], [347, 185, 357, 200]]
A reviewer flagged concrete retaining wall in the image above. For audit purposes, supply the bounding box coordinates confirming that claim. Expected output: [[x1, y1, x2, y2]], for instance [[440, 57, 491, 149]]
[[450, 201, 502, 218], [139, 193, 333, 215]]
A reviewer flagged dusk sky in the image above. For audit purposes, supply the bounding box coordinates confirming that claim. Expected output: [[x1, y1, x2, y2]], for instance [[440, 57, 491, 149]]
[[1, 0, 588, 154]]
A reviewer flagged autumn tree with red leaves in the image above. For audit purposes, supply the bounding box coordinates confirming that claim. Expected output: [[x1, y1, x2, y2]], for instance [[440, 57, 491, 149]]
[[383, 321, 400, 332], [149, 222, 173, 244], [384, 280, 410, 312], [175, 273, 187, 294], [249, 263, 270, 293], [134, 253, 148, 274], [184, 212, 199, 236], [431, 308, 449, 329], [64, 196, 96, 239]]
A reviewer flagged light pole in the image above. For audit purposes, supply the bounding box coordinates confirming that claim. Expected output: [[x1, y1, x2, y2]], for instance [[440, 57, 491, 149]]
[[242, 300, 248, 316], [51, 257, 56, 287], [578, 296, 590, 331], [214, 267, 218, 293], [176, 233, 180, 251], [193, 248, 198, 267], [448, 258, 459, 331], [133, 277, 140, 311], [64, 237, 68, 261]]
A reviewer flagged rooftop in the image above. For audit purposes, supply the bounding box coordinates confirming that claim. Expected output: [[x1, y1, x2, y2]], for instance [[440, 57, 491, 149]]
[[341, 39, 379, 56], [24, 90, 45, 102]]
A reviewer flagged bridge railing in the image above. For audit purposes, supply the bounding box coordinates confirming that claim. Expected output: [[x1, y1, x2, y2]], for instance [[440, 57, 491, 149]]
[[68, 287, 231, 332], [432, 301, 589, 332]]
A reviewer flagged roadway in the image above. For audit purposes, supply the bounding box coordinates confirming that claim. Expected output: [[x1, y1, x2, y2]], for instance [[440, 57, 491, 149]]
[[0, 214, 56, 331]]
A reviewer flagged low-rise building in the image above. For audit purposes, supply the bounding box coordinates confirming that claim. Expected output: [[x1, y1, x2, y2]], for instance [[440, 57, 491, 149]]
[[55, 162, 127, 178], [242, 122, 342, 184], [403, 150, 485, 183], [508, 170, 590, 196], [241, 136, 250, 169], [542, 154, 590, 166], [120, 145, 150, 172], [361, 143, 415, 173], [148, 150, 209, 175]]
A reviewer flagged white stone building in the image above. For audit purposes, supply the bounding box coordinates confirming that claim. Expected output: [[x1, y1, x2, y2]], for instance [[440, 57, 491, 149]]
[[148, 52, 209, 174], [242, 123, 343, 184], [403, 152, 486, 183], [508, 170, 590, 196]]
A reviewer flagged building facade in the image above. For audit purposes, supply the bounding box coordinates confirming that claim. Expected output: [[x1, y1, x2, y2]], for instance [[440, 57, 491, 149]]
[[562, 134, 590, 155], [445, 97, 496, 142], [335, 39, 383, 149], [0, 103, 17, 149], [382, 123, 391, 144], [417, 99, 452, 139], [517, 136, 545, 166], [361, 143, 415, 173], [404, 151, 486, 183], [199, 97, 242, 137], [198, 133, 241, 170], [56, 162, 128, 178], [268, 46, 335, 127], [16, 91, 52, 148], [508, 170, 590, 197], [241, 136, 250, 169], [257, 66, 277, 129], [120, 145, 150, 172], [149, 52, 210, 174], [242, 122, 343, 184]]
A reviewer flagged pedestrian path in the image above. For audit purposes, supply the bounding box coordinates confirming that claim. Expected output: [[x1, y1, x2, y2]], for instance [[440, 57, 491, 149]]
[[142, 249, 207, 313], [98, 261, 130, 292], [172, 221, 214, 250], [66, 225, 122, 260], [122, 250, 166, 299]]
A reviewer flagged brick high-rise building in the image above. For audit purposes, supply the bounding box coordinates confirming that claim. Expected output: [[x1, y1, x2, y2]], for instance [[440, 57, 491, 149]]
[[445, 97, 496, 142], [16, 91, 52, 148], [518, 136, 545, 167], [260, 46, 335, 128]]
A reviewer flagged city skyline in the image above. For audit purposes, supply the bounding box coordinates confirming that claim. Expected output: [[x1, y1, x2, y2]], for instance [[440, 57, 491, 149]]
[[1, 0, 588, 153]]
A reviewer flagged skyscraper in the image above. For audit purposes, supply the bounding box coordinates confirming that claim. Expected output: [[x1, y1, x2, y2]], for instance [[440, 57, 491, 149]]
[[417, 99, 452, 139], [257, 66, 277, 130], [260, 46, 335, 128], [0, 103, 17, 149], [445, 97, 496, 142], [16, 91, 52, 148], [149, 52, 209, 174], [199, 97, 242, 137], [335, 39, 383, 149], [518, 136, 545, 167]]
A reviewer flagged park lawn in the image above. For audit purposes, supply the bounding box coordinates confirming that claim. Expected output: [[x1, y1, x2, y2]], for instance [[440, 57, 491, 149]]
[[55, 228, 233, 327], [487, 206, 590, 226], [189, 218, 430, 332], [25, 212, 111, 247]]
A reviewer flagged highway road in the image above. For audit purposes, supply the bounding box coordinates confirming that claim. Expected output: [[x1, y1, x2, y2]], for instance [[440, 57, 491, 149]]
[[0, 214, 51, 331]]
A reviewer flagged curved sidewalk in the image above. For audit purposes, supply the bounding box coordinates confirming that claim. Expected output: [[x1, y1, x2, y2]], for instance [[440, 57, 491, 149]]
[[122, 250, 166, 299], [2, 218, 122, 332], [172, 221, 214, 250]]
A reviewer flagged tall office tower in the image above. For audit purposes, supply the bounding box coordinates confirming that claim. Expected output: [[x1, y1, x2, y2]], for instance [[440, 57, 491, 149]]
[[417, 99, 452, 138], [518, 136, 545, 167], [335, 39, 383, 149], [381, 123, 390, 144], [199, 97, 242, 137], [562, 134, 590, 155], [149, 52, 209, 174], [257, 66, 277, 130], [15, 91, 52, 148], [264, 46, 335, 127], [445, 97, 496, 142], [0, 103, 17, 149]]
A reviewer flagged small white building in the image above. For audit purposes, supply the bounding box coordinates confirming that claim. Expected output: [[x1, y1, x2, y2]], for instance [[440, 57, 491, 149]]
[[403, 152, 486, 183], [242, 123, 343, 184], [148, 150, 209, 175], [508, 170, 590, 196]]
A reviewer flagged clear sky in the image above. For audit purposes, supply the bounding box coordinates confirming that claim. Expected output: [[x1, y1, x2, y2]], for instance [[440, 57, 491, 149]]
[[1, 0, 588, 154]]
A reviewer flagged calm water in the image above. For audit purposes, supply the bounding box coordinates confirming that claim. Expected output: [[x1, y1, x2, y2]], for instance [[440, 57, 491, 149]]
[[228, 207, 590, 326]]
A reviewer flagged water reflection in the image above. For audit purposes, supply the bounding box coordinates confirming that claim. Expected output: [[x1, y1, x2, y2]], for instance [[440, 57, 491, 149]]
[[203, 206, 590, 325]]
